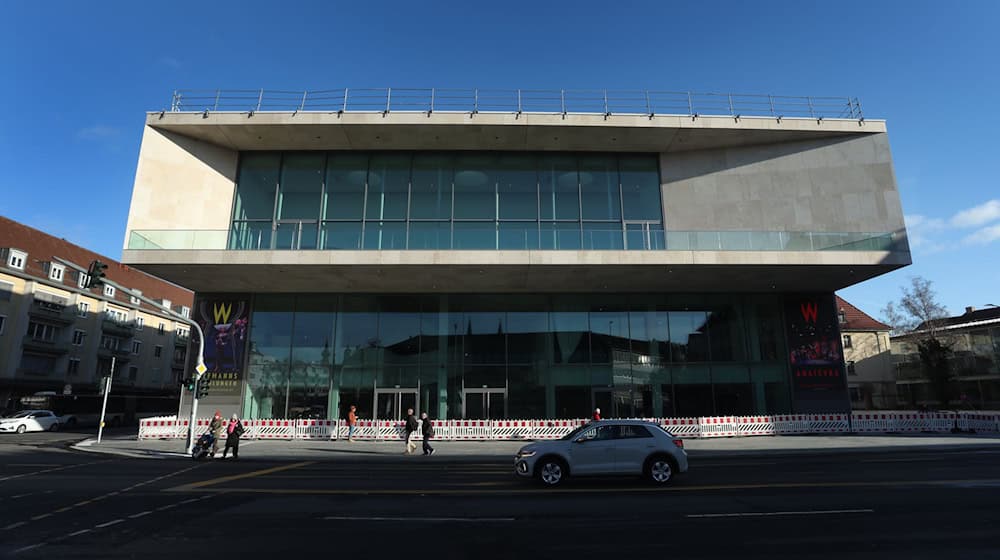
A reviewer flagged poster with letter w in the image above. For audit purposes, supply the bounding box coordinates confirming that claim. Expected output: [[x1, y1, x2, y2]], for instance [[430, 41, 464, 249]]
[[191, 296, 249, 397], [784, 294, 850, 413]]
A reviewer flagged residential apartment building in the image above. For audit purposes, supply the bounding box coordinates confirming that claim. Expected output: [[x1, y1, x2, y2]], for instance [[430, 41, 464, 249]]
[[0, 216, 194, 409], [121, 87, 910, 421], [835, 296, 896, 410], [893, 305, 1000, 409]]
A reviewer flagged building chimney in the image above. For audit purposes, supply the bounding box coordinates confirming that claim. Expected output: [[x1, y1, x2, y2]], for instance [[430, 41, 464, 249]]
[[965, 306, 976, 314]]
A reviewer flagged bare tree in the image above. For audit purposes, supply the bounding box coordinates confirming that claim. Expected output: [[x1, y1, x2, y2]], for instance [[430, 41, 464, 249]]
[[882, 277, 954, 408]]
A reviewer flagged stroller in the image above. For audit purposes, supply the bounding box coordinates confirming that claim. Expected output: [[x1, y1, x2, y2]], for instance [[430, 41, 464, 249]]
[[191, 432, 216, 461]]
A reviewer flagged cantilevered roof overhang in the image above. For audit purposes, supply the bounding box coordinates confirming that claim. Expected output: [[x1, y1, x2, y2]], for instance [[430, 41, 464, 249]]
[[145, 111, 885, 153]]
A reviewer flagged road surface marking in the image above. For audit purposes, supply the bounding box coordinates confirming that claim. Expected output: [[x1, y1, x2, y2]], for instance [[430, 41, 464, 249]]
[[0, 460, 113, 482], [325, 516, 515, 522], [156, 503, 179, 511], [11, 543, 45, 555], [67, 529, 92, 537], [11, 493, 33, 499], [129, 511, 153, 519], [95, 519, 124, 528], [165, 461, 315, 491], [30, 513, 52, 521], [686, 509, 874, 518], [3, 521, 27, 530]]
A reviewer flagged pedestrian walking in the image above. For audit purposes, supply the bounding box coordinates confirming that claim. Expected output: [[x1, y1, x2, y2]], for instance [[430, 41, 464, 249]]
[[209, 411, 224, 458], [420, 412, 435, 456], [347, 405, 358, 442], [592, 408, 602, 422], [403, 408, 419, 455], [222, 413, 245, 460]]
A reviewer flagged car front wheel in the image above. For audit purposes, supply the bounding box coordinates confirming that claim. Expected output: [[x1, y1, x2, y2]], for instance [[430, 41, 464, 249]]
[[536, 457, 567, 487], [49, 423, 60, 432], [16, 425, 27, 434], [645, 455, 675, 485]]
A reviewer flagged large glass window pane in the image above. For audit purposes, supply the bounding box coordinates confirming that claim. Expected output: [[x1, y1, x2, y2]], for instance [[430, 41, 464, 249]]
[[454, 154, 496, 220], [499, 222, 538, 250], [366, 154, 410, 220], [579, 155, 620, 221], [277, 153, 324, 220], [540, 222, 581, 250], [325, 153, 368, 220], [628, 309, 671, 365], [410, 153, 453, 220], [335, 297, 378, 415], [619, 155, 662, 222], [539, 155, 579, 220], [712, 364, 753, 415], [669, 311, 710, 362], [245, 295, 294, 419], [508, 365, 545, 419], [287, 295, 336, 419], [459, 311, 506, 365], [230, 221, 271, 250], [408, 222, 451, 249], [234, 153, 280, 220], [673, 365, 713, 417], [453, 222, 496, 249], [583, 222, 624, 249], [497, 154, 537, 220], [550, 301, 590, 364], [321, 222, 362, 249], [708, 306, 747, 362], [362, 222, 407, 250]]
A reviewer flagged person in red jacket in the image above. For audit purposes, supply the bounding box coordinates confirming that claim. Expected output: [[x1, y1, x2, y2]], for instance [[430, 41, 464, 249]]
[[592, 408, 602, 422]]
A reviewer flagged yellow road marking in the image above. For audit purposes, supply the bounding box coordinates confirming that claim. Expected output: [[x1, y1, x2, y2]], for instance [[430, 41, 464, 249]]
[[166, 461, 316, 492], [161, 477, 1000, 496]]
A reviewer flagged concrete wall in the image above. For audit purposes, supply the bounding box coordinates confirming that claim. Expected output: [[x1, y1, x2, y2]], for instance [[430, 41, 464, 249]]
[[124, 126, 239, 249], [844, 330, 898, 409], [659, 133, 906, 236]]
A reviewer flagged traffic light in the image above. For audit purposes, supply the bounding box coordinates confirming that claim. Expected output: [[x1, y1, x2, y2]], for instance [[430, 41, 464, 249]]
[[195, 376, 211, 399], [85, 260, 108, 289], [182, 377, 195, 392]]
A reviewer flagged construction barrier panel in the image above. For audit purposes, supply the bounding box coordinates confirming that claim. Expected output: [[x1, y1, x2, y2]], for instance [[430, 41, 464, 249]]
[[138, 410, 1000, 441], [737, 416, 776, 436], [698, 416, 739, 437]]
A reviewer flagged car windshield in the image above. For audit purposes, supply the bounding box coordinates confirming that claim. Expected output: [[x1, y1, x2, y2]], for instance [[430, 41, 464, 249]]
[[10, 411, 33, 418], [560, 425, 590, 441]]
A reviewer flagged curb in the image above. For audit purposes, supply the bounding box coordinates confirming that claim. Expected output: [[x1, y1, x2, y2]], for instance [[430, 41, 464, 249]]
[[71, 438, 189, 460]]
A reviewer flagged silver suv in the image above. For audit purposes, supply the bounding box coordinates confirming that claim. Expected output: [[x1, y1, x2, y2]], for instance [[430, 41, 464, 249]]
[[514, 420, 688, 486]]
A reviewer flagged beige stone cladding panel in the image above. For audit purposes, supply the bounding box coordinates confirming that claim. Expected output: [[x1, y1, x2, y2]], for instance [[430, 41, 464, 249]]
[[659, 133, 907, 238], [0, 274, 30, 379], [124, 126, 238, 249]]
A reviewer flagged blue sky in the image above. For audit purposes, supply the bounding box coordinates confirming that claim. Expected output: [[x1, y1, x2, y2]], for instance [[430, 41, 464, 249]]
[[2, 0, 998, 318]]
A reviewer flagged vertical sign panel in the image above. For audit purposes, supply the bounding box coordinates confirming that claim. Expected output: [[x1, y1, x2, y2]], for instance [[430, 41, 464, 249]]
[[784, 294, 850, 413], [193, 296, 250, 398]]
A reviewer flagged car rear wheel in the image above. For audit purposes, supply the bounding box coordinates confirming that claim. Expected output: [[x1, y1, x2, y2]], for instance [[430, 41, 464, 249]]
[[536, 457, 567, 487], [645, 455, 675, 485], [16, 425, 27, 434]]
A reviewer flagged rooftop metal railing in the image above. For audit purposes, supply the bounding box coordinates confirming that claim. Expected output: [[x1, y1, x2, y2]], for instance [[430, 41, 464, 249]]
[[168, 88, 864, 120]]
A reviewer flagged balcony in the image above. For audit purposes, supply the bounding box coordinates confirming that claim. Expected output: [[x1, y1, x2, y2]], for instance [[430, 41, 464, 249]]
[[97, 345, 132, 359], [102, 317, 137, 337], [174, 332, 190, 347], [21, 335, 69, 355], [28, 297, 75, 326]]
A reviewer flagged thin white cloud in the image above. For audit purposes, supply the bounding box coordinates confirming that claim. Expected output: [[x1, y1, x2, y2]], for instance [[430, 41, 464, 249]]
[[76, 125, 120, 140], [951, 199, 1000, 228], [904, 214, 946, 251], [962, 223, 1000, 245], [160, 56, 181, 68]]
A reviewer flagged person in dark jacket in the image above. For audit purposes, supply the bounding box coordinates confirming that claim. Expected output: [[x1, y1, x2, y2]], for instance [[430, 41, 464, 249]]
[[222, 413, 245, 460], [420, 412, 435, 456], [208, 411, 224, 458], [403, 408, 419, 455]]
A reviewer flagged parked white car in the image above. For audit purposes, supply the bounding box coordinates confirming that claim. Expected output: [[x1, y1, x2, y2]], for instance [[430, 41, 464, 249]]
[[0, 410, 61, 434], [514, 420, 688, 486]]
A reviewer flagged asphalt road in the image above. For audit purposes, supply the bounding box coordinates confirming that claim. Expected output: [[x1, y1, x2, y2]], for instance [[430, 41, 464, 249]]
[[2, 438, 999, 559]]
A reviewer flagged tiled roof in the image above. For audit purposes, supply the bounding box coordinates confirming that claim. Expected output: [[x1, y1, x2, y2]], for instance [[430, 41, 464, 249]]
[[835, 295, 890, 331], [914, 306, 1000, 331], [0, 215, 192, 312]]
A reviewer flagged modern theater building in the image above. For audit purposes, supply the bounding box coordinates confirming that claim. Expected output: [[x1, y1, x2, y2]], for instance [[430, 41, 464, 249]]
[[122, 88, 910, 422]]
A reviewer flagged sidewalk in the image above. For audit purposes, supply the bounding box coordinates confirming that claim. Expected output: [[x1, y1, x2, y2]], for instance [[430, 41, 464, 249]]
[[71, 432, 1000, 461]]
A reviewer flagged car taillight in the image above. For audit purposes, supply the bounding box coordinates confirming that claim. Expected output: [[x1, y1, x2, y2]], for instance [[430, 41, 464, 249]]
[[672, 438, 684, 449]]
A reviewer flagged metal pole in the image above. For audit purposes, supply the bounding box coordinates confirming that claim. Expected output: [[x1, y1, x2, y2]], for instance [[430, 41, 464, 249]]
[[97, 356, 114, 444], [186, 324, 207, 453]]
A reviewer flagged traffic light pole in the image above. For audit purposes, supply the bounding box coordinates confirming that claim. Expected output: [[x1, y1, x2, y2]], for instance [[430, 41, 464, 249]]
[[53, 257, 207, 453], [96, 357, 115, 444]]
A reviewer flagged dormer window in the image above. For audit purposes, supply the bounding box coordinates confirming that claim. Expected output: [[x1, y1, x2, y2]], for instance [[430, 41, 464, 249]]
[[838, 310, 847, 324], [48, 262, 65, 282], [6, 249, 26, 271]]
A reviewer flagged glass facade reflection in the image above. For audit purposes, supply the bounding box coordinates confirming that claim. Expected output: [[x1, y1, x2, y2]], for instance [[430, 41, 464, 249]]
[[230, 151, 663, 251], [242, 293, 791, 421]]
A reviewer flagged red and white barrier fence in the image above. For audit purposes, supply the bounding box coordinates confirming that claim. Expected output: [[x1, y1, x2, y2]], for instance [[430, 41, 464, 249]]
[[139, 410, 1000, 441]]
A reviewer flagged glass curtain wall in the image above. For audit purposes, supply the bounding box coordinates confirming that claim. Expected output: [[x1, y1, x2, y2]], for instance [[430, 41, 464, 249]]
[[244, 294, 791, 420], [230, 151, 663, 251]]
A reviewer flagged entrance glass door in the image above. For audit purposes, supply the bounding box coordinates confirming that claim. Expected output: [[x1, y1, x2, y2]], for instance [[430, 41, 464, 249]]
[[463, 389, 507, 420], [374, 389, 418, 420]]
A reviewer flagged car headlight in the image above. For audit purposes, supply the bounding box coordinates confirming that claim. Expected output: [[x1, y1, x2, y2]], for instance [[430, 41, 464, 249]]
[[516, 450, 536, 459]]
